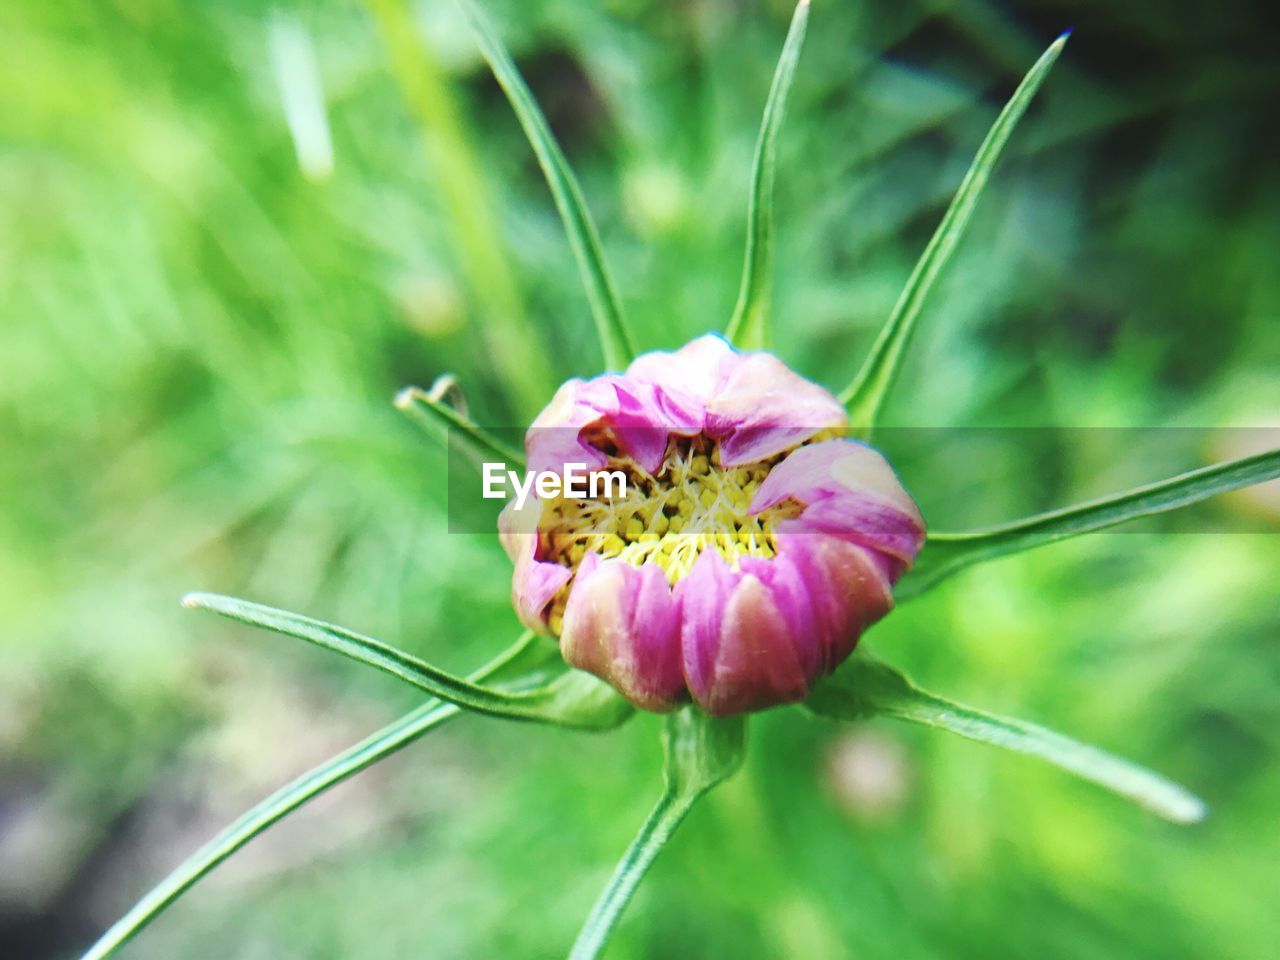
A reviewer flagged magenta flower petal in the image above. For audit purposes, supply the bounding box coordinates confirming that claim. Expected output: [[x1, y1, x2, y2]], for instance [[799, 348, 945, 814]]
[[527, 375, 702, 475], [677, 550, 811, 716], [750, 439, 925, 571], [525, 378, 610, 475], [624, 333, 734, 408], [703, 350, 848, 465], [499, 499, 572, 631], [560, 553, 685, 710], [627, 335, 848, 465]]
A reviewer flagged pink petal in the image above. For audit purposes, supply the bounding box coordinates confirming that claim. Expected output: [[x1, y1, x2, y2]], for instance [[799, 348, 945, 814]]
[[625, 333, 734, 409], [499, 499, 571, 632], [560, 554, 685, 710], [526, 375, 702, 475], [705, 351, 848, 465], [676, 550, 811, 716], [750, 439, 925, 569], [626, 334, 848, 466]]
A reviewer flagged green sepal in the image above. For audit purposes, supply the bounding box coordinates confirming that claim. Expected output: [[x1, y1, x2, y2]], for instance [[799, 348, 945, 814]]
[[840, 33, 1069, 435], [183, 593, 632, 731], [725, 0, 811, 351], [899, 447, 1280, 600], [454, 0, 635, 369], [807, 652, 1205, 824]]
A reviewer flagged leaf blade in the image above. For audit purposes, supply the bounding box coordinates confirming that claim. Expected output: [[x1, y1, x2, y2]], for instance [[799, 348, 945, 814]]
[[78, 632, 554, 960], [183, 593, 632, 730], [455, 0, 635, 369], [808, 654, 1206, 824], [839, 33, 1069, 435], [724, 0, 811, 351], [900, 447, 1280, 599]]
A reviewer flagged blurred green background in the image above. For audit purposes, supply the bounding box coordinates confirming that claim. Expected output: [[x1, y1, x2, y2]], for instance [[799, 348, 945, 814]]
[[2, 0, 1278, 957]]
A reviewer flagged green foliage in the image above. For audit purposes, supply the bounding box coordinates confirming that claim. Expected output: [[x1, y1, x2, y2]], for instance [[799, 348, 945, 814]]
[[901, 447, 1280, 599], [841, 33, 1068, 435], [809, 653, 1205, 823], [724, 0, 811, 350], [3, 1, 1278, 959], [184, 593, 632, 730], [362, 0, 558, 417]]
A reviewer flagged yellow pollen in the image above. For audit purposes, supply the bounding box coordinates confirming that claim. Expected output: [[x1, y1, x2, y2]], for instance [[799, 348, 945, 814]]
[[540, 436, 803, 606]]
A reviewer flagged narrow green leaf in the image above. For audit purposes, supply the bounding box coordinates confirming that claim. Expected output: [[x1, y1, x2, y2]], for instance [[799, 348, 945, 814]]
[[724, 0, 810, 351], [569, 709, 745, 960], [395, 383, 526, 472], [78, 632, 556, 960], [839, 32, 1069, 435], [183, 593, 632, 730], [808, 654, 1206, 824], [899, 447, 1280, 600], [455, 0, 635, 369]]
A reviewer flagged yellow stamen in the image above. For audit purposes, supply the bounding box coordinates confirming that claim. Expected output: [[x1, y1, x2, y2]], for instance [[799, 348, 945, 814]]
[[539, 436, 805, 589]]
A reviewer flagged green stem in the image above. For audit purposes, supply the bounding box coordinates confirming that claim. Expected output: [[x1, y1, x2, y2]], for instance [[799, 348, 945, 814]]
[[568, 709, 746, 959], [568, 789, 697, 960]]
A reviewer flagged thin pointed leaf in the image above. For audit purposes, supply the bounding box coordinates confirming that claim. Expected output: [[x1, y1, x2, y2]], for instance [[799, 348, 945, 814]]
[[395, 383, 525, 472], [569, 709, 745, 960], [724, 0, 810, 351], [899, 447, 1280, 600], [79, 632, 555, 960], [808, 654, 1206, 824], [183, 593, 632, 730], [455, 0, 635, 369], [839, 33, 1069, 435]]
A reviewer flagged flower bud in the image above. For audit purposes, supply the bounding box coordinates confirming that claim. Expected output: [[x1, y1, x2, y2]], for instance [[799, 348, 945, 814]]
[[501, 334, 924, 716]]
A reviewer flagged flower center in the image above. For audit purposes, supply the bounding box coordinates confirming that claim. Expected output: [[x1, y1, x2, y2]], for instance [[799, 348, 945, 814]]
[[539, 435, 802, 597]]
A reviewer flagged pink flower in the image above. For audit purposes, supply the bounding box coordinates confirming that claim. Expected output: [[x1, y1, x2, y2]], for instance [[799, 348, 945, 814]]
[[500, 334, 925, 716]]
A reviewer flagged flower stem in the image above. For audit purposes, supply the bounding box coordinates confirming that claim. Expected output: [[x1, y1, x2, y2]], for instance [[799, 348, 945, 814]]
[[569, 709, 746, 959], [569, 788, 696, 960]]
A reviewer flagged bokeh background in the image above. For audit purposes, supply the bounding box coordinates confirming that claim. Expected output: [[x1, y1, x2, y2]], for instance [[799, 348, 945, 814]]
[[2, 0, 1278, 957]]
